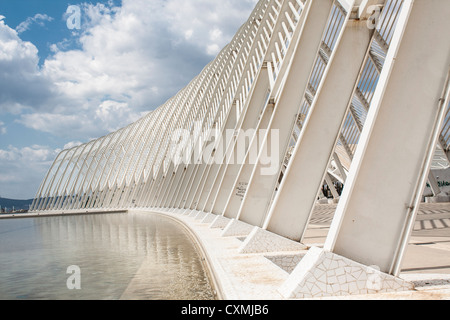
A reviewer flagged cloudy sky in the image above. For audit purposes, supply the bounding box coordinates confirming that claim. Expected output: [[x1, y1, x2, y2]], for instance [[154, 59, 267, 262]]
[[0, 0, 258, 199]]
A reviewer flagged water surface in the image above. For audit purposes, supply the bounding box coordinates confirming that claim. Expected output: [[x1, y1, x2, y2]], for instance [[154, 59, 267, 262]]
[[0, 212, 215, 300]]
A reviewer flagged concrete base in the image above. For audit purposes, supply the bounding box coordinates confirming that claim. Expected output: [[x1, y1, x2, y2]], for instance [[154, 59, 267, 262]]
[[182, 209, 192, 215], [210, 215, 231, 229], [239, 227, 308, 254], [201, 213, 217, 224], [189, 210, 199, 217], [328, 198, 339, 204], [195, 211, 208, 220], [221, 219, 254, 237], [279, 247, 414, 299], [425, 193, 450, 203], [265, 253, 307, 274]]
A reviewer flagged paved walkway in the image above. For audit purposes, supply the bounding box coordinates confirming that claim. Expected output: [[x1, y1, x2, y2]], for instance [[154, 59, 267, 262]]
[[305, 202, 450, 276]]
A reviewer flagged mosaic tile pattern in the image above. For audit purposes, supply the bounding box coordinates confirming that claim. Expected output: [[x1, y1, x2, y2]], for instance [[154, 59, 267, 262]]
[[239, 227, 307, 254], [221, 219, 254, 237], [265, 254, 306, 274], [280, 247, 414, 299]]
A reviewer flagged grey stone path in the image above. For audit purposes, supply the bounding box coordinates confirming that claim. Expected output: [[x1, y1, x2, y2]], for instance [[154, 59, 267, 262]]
[[309, 202, 450, 231], [305, 202, 450, 275]]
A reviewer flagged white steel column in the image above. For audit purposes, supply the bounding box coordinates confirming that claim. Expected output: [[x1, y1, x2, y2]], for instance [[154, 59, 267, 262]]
[[213, 0, 332, 218], [427, 171, 442, 196], [208, 0, 292, 217], [235, 0, 340, 227], [265, 19, 372, 240], [324, 0, 450, 275]]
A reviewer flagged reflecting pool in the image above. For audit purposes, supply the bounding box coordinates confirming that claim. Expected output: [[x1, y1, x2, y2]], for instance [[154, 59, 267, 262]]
[[0, 212, 215, 300]]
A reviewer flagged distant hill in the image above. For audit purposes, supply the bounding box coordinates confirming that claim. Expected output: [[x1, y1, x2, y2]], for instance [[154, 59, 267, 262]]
[[0, 198, 33, 212]]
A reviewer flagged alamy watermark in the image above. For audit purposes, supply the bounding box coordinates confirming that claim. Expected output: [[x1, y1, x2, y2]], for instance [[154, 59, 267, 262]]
[[366, 5, 382, 30], [66, 265, 81, 290], [170, 122, 280, 176], [66, 5, 81, 30]]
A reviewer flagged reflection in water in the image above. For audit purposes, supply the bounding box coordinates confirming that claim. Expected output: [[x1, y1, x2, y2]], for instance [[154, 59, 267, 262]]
[[0, 212, 215, 300]]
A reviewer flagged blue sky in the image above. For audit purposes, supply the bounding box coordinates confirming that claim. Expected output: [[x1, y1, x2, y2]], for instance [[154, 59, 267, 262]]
[[0, 0, 257, 199]]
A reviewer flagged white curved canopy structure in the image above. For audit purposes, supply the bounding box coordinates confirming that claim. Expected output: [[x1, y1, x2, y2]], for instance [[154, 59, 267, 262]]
[[31, 0, 450, 298]]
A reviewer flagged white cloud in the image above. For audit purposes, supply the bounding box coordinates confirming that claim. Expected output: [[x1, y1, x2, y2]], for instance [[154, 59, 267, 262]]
[[16, 13, 53, 34], [63, 141, 83, 150], [209, 28, 223, 42], [165, 0, 258, 55], [0, 0, 258, 198], [18, 113, 96, 137], [0, 16, 52, 114], [2, 0, 258, 139], [0, 121, 6, 134], [0, 145, 59, 198], [0, 145, 56, 164], [184, 29, 194, 40], [207, 44, 221, 56], [95, 100, 145, 132]]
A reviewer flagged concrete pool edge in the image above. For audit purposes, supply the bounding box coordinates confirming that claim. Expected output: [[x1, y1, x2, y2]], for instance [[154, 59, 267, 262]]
[[135, 209, 299, 300], [1, 209, 230, 300], [8, 208, 450, 300], [147, 210, 226, 301], [0, 210, 128, 219]]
